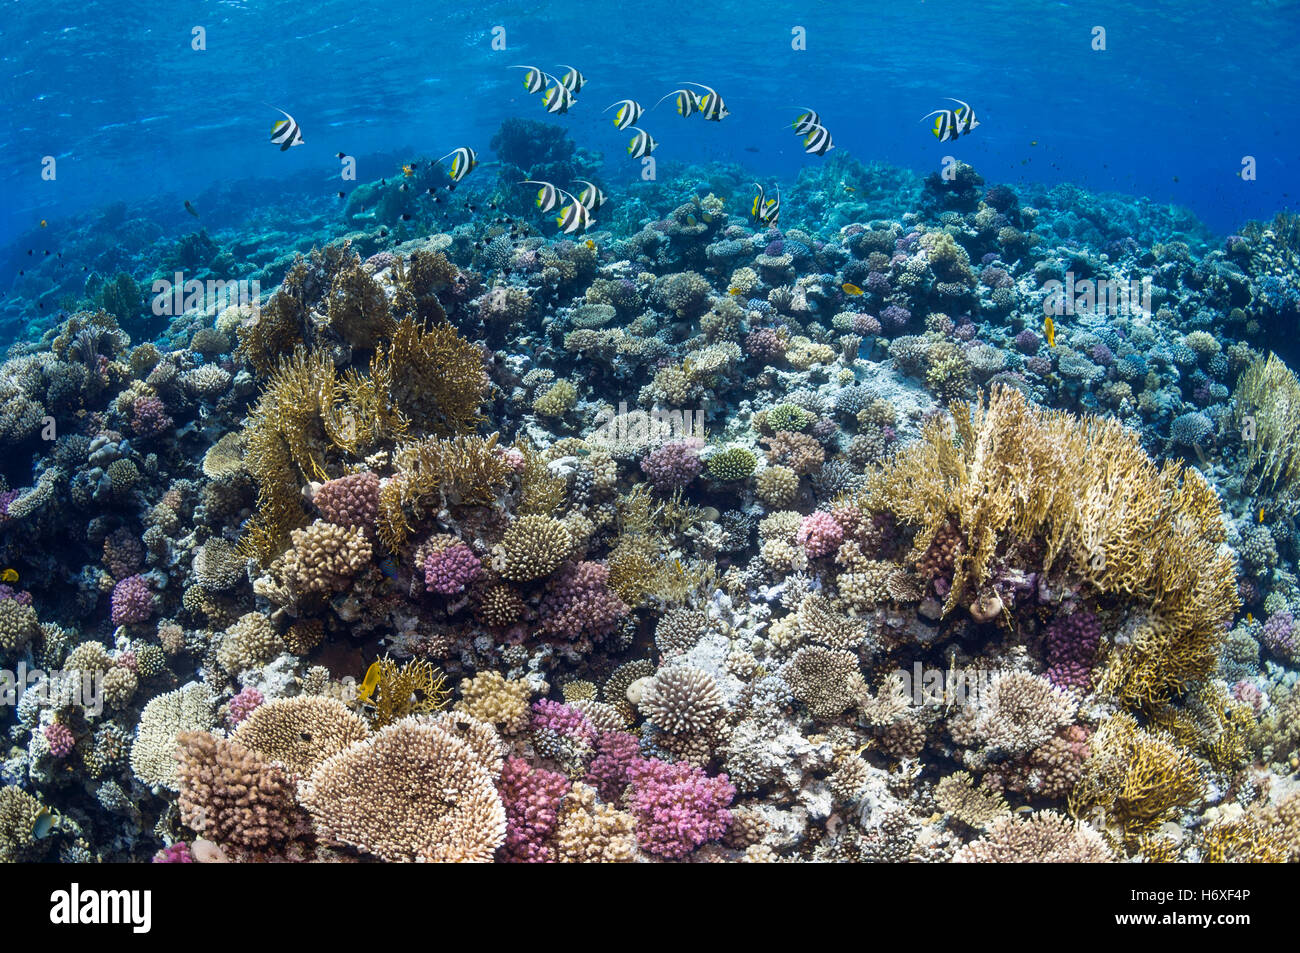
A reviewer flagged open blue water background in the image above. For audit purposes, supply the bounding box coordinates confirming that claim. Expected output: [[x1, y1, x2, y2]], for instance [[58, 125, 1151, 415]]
[[1, 0, 1297, 250]]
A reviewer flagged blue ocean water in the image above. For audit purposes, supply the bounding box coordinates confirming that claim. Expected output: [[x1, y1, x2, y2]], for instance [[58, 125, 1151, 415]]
[[1, 0, 1296, 340]]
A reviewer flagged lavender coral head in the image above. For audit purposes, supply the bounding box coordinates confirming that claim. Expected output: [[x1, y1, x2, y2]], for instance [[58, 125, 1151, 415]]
[[641, 440, 704, 492], [110, 574, 153, 625], [424, 543, 482, 595]]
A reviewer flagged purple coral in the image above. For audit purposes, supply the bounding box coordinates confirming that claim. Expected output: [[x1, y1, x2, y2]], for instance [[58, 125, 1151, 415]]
[[641, 440, 704, 492], [423, 543, 481, 595], [880, 304, 911, 330], [585, 730, 642, 802], [497, 756, 571, 863], [744, 327, 785, 361], [110, 574, 153, 625], [130, 395, 172, 437], [797, 510, 844, 558], [226, 687, 264, 727], [1260, 611, 1296, 662], [152, 842, 194, 863], [538, 561, 628, 642], [1044, 609, 1101, 691], [44, 722, 75, 758], [1014, 328, 1041, 355], [626, 758, 735, 858]]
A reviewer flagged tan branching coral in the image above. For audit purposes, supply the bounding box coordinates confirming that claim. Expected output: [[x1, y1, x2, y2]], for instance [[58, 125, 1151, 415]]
[[233, 696, 371, 778], [864, 384, 1238, 708], [297, 715, 506, 862], [456, 671, 532, 734], [952, 811, 1114, 862], [371, 316, 488, 436]]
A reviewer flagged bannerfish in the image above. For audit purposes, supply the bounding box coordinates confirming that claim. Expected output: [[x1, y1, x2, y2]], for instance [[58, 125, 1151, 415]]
[[626, 127, 657, 158], [556, 199, 592, 235], [512, 65, 548, 94], [605, 99, 643, 129], [751, 182, 780, 227], [792, 108, 821, 136], [523, 179, 564, 213], [268, 106, 304, 151], [437, 146, 477, 183], [654, 88, 699, 117], [574, 179, 607, 211], [542, 81, 576, 114], [687, 82, 729, 120], [558, 64, 587, 93], [802, 122, 834, 156]]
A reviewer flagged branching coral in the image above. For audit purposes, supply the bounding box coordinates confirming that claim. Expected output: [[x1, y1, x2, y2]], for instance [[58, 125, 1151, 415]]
[[864, 384, 1238, 708], [298, 715, 506, 862]]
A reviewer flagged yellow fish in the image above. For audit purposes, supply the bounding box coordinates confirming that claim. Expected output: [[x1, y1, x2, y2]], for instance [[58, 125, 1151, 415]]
[[1259, 508, 1265, 522], [841, 282, 863, 296], [402, 164, 414, 177], [728, 287, 745, 296], [0, 569, 16, 584], [843, 185, 856, 193], [1044, 315, 1056, 348], [357, 661, 382, 702], [39, 219, 47, 228], [1246, 613, 1254, 624], [585, 239, 595, 250], [685, 214, 698, 227]]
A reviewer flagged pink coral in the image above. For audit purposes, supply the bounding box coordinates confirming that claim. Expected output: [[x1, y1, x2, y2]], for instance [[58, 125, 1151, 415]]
[[423, 543, 482, 595], [538, 561, 628, 642], [797, 510, 844, 558], [110, 574, 153, 625], [130, 395, 172, 437], [227, 687, 264, 727], [152, 842, 194, 863], [641, 440, 704, 492], [44, 722, 75, 758], [313, 472, 380, 534], [626, 758, 735, 858], [585, 731, 641, 802], [497, 756, 571, 863]]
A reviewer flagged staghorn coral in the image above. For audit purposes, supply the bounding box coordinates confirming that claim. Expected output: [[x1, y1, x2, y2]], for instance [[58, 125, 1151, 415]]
[[952, 811, 1114, 862]]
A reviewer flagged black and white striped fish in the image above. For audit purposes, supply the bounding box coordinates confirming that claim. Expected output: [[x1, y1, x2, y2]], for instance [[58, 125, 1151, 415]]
[[792, 108, 821, 136], [626, 126, 657, 158], [542, 81, 576, 114], [751, 182, 780, 227], [523, 180, 564, 213], [923, 99, 979, 142], [687, 83, 729, 121], [574, 179, 607, 211], [556, 198, 592, 234], [605, 99, 643, 129], [802, 122, 835, 156], [558, 65, 587, 94], [437, 146, 477, 183], [269, 107, 304, 151], [512, 65, 548, 94], [654, 88, 699, 117]]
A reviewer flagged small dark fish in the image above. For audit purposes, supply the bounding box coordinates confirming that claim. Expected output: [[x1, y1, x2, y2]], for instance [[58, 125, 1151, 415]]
[[744, 145, 760, 153], [26, 250, 32, 256], [336, 151, 347, 159], [399, 183, 408, 191], [184, 200, 199, 217], [400, 213, 411, 221], [337, 191, 346, 199]]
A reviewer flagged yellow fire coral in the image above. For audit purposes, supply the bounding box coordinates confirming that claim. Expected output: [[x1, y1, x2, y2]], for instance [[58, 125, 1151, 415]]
[[1070, 712, 1205, 848], [865, 384, 1238, 709], [371, 316, 488, 436], [1233, 352, 1300, 496]]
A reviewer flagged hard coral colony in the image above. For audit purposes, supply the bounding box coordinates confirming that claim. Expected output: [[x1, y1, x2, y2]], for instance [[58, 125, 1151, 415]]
[[0, 66, 1298, 871]]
